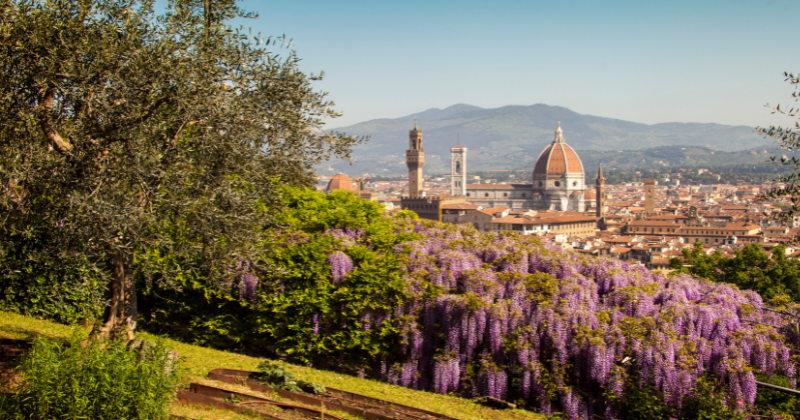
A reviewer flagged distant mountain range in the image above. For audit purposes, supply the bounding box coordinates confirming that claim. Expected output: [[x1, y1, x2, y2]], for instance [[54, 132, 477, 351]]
[[321, 104, 777, 175]]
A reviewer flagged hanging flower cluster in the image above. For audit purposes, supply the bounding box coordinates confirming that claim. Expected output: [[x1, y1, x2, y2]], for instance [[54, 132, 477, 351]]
[[328, 250, 354, 284], [324, 227, 366, 247], [322, 221, 795, 419], [225, 260, 260, 303]]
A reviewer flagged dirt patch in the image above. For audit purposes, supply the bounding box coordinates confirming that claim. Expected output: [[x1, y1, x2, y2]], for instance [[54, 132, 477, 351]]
[[0, 339, 28, 393], [312, 392, 435, 420]]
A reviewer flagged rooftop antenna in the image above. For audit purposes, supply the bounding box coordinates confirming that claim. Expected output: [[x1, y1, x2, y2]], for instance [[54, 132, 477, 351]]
[[457, 133, 460, 146]]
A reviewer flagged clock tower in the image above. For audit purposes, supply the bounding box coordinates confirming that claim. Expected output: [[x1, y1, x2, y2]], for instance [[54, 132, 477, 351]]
[[406, 119, 425, 198]]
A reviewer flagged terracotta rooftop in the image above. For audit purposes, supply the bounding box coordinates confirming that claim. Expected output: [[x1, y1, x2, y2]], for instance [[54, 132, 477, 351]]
[[442, 204, 482, 210], [492, 215, 537, 225], [627, 220, 682, 226], [326, 173, 355, 193], [465, 184, 529, 189], [534, 215, 599, 224], [533, 125, 585, 175], [604, 236, 636, 243], [481, 207, 510, 214]]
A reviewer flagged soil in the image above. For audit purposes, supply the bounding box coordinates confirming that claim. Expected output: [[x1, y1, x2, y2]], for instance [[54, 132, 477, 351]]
[[243, 401, 329, 420], [0, 359, 20, 393], [311, 391, 436, 420], [0, 340, 27, 393]]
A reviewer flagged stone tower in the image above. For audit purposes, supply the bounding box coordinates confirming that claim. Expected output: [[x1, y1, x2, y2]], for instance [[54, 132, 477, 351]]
[[450, 143, 467, 196], [406, 119, 425, 198], [595, 165, 605, 218], [644, 179, 656, 216]]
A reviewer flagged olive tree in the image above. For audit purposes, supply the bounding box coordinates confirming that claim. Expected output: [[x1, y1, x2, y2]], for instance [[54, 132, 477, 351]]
[[0, 0, 364, 339], [758, 72, 800, 220]]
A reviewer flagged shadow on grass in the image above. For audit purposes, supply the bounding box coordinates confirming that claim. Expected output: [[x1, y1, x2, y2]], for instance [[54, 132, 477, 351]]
[[0, 322, 77, 343]]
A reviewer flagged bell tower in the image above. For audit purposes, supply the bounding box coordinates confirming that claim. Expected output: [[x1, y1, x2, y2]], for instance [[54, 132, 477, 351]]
[[644, 179, 656, 216], [595, 165, 605, 218], [406, 118, 425, 198], [450, 142, 467, 196]]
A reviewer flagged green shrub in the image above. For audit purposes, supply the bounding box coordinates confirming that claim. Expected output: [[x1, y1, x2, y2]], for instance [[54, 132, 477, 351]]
[[252, 360, 326, 394], [0, 232, 105, 325], [0, 332, 181, 420], [614, 377, 746, 420], [137, 187, 415, 369]]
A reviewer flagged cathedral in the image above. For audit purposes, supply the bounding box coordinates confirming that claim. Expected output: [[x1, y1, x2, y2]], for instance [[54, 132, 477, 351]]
[[400, 121, 594, 221], [460, 123, 588, 211]]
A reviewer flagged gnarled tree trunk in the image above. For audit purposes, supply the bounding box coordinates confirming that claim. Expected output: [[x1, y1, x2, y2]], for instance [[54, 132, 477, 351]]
[[96, 252, 137, 341]]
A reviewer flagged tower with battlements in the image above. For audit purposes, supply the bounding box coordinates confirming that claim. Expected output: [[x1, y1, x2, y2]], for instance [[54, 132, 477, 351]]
[[406, 119, 425, 198]]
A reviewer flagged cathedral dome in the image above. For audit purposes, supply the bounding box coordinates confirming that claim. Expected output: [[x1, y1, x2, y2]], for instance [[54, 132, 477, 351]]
[[326, 173, 355, 193], [533, 123, 584, 175]]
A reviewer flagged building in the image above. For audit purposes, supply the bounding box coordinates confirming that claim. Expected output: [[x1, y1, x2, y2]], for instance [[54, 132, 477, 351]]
[[450, 144, 467, 196], [442, 203, 483, 224], [491, 214, 598, 238], [326, 173, 355, 193], [464, 123, 586, 211], [400, 122, 466, 221], [406, 118, 424, 198], [624, 220, 763, 245], [644, 179, 656, 216], [596, 165, 607, 230]]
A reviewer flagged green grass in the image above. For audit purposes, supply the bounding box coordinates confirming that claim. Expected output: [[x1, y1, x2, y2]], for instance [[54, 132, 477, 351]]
[[0, 311, 545, 420]]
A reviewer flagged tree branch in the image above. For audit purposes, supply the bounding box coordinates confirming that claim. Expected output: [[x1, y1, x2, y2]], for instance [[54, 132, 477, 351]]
[[91, 96, 170, 141], [37, 88, 73, 154]]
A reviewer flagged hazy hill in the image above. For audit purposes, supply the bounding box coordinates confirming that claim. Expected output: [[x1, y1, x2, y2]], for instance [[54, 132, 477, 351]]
[[579, 146, 786, 173], [322, 104, 776, 175]]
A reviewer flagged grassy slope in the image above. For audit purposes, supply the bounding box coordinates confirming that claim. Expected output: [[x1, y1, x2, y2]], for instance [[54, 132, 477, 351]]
[[0, 311, 544, 420]]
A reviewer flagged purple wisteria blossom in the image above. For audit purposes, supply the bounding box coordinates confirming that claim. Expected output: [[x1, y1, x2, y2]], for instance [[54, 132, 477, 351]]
[[333, 224, 799, 420], [328, 251, 354, 284]]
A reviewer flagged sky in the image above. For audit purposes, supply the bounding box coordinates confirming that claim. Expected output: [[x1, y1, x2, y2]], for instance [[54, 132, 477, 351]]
[[230, 0, 800, 129]]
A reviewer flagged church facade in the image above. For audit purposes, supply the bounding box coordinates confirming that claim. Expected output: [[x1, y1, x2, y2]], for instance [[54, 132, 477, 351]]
[[461, 123, 588, 211]]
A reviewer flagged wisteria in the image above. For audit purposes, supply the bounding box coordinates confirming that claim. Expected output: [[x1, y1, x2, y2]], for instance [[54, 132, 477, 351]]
[[227, 260, 259, 303], [324, 227, 366, 248], [328, 250, 354, 284], [319, 220, 797, 419]]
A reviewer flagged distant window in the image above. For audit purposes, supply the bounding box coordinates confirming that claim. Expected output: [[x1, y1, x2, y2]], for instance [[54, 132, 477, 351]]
[[467, 193, 470, 197], [573, 181, 578, 186], [522, 193, 526, 197], [539, 182, 543, 187], [485, 193, 489, 197], [504, 193, 508, 197], [555, 181, 561, 187]]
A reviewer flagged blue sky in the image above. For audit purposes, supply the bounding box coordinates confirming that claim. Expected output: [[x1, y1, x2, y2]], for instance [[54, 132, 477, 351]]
[[231, 0, 799, 129]]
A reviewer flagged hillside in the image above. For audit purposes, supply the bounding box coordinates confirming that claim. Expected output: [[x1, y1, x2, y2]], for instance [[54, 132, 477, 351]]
[[321, 104, 775, 175], [578, 146, 785, 173], [2, 188, 796, 420], [0, 311, 543, 420]]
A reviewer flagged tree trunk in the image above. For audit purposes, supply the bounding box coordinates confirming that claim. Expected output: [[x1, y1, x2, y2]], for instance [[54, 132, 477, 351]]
[[96, 252, 137, 341]]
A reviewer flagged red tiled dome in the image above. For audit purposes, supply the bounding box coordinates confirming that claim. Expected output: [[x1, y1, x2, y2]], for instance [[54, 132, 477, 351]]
[[533, 123, 584, 175], [326, 173, 355, 193]]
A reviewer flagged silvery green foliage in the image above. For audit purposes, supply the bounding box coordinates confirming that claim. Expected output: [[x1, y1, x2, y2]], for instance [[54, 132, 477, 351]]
[[0, 0, 364, 334]]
